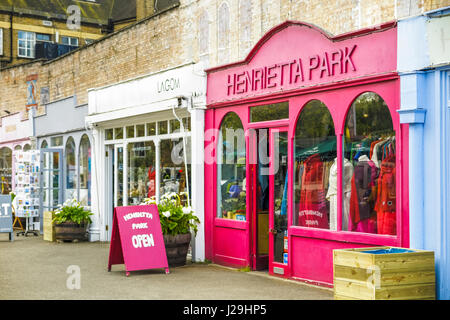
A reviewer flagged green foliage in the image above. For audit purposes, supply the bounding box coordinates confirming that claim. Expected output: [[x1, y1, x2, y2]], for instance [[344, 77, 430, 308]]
[[53, 199, 93, 225], [142, 193, 200, 236]]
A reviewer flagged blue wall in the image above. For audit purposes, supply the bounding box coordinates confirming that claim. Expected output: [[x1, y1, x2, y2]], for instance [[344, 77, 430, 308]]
[[398, 13, 450, 300]]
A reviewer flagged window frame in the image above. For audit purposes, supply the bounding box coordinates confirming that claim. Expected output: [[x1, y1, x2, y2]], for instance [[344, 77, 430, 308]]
[[17, 30, 36, 58], [61, 36, 79, 47], [0, 28, 3, 56]]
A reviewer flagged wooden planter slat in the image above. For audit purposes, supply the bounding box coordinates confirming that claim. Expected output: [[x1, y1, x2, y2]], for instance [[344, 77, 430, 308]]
[[333, 246, 436, 300]]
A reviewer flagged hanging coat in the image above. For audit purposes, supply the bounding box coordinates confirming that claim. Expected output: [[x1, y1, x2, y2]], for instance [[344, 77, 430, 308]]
[[298, 154, 329, 229]]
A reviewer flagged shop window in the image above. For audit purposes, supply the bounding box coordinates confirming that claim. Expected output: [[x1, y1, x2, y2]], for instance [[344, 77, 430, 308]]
[[293, 100, 336, 229], [128, 141, 156, 205], [65, 137, 77, 200], [343, 92, 396, 235], [217, 112, 246, 220], [51, 136, 63, 147], [136, 124, 145, 137], [79, 135, 91, 206], [105, 129, 114, 140], [147, 123, 156, 136], [250, 102, 289, 122], [158, 121, 168, 135], [160, 138, 192, 205], [23, 144, 31, 151], [126, 126, 135, 138], [0, 147, 12, 195], [41, 140, 48, 148], [114, 127, 123, 140]]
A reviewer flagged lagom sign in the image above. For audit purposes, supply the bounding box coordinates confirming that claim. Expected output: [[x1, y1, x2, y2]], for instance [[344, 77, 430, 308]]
[[157, 77, 181, 93]]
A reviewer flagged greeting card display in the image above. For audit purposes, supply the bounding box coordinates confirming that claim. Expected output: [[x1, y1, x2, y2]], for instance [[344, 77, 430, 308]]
[[14, 150, 40, 218]]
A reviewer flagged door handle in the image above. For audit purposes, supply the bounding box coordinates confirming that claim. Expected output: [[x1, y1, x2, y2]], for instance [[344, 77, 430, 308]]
[[269, 228, 277, 235]]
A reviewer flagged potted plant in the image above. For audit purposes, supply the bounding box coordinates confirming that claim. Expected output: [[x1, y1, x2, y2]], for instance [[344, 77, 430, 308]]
[[52, 199, 93, 242], [142, 193, 200, 267]]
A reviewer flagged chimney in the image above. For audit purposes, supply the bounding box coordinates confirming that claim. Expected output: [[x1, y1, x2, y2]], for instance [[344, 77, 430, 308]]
[[136, 0, 155, 21]]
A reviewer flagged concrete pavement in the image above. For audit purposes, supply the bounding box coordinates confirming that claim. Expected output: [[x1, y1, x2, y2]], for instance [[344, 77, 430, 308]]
[[0, 234, 333, 300]]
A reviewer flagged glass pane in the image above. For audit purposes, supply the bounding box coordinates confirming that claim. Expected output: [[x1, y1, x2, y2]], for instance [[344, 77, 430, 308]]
[[217, 113, 246, 220], [23, 144, 31, 151], [52, 171, 60, 188], [65, 138, 77, 200], [147, 123, 156, 136], [43, 171, 49, 188], [158, 121, 168, 135], [52, 189, 59, 207], [273, 131, 288, 263], [115, 127, 123, 140], [160, 138, 192, 205], [79, 135, 91, 206], [250, 102, 289, 122], [0, 147, 12, 194], [344, 92, 396, 235], [170, 119, 180, 133], [51, 136, 63, 146], [117, 147, 123, 206], [136, 124, 145, 137], [41, 140, 48, 148], [183, 117, 191, 132], [43, 189, 49, 207], [52, 152, 60, 170], [293, 100, 336, 229], [126, 126, 135, 138], [105, 129, 113, 140], [128, 141, 156, 205]]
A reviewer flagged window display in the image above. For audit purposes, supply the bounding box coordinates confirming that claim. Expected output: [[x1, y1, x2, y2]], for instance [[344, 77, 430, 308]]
[[128, 141, 156, 205], [217, 112, 246, 220], [0, 147, 12, 195], [65, 137, 77, 200], [293, 100, 336, 229], [160, 138, 191, 205], [344, 92, 396, 235], [79, 135, 91, 206]]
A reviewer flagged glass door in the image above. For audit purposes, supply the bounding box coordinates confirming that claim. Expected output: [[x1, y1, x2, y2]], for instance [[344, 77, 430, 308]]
[[269, 128, 289, 276], [39, 149, 63, 231], [114, 145, 124, 207]]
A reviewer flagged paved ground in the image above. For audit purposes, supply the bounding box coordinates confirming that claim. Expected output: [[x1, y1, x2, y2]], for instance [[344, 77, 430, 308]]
[[0, 233, 333, 300]]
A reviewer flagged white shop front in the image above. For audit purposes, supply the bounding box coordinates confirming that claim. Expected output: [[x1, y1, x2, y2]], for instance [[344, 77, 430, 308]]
[[86, 62, 206, 261]]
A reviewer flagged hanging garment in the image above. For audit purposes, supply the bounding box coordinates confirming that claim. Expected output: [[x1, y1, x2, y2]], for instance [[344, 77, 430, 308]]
[[349, 155, 379, 232], [298, 154, 329, 229], [326, 158, 354, 231], [374, 153, 396, 235], [147, 166, 156, 198]]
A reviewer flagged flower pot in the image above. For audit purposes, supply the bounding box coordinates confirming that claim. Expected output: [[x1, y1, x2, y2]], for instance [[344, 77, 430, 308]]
[[163, 233, 191, 267], [54, 222, 88, 242]]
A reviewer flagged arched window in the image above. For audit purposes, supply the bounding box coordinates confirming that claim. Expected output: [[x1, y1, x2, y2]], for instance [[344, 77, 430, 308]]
[[343, 92, 396, 235], [0, 147, 12, 194], [23, 144, 31, 151], [293, 100, 336, 229], [65, 137, 77, 201], [79, 135, 91, 206], [14, 145, 22, 151], [217, 112, 246, 220], [41, 140, 48, 149]]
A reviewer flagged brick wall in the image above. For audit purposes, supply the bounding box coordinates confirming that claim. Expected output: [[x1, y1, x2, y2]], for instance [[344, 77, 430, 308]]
[[0, 0, 448, 121]]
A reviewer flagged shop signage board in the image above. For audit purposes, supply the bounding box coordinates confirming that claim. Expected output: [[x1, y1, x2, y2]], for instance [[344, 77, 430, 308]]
[[108, 204, 169, 276], [0, 195, 13, 241]]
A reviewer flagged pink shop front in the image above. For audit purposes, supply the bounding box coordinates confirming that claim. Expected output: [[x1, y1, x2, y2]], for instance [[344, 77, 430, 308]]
[[204, 21, 409, 286]]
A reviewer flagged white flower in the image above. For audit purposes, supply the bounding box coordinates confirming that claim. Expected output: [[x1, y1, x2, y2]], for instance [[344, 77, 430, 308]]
[[182, 206, 193, 214], [162, 211, 171, 218]]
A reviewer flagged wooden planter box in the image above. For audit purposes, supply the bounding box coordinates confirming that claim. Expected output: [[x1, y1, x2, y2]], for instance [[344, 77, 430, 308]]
[[43, 211, 55, 242], [333, 246, 436, 300]]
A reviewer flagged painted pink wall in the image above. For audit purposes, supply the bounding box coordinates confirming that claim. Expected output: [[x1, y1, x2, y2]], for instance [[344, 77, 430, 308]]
[[205, 21, 405, 286]]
